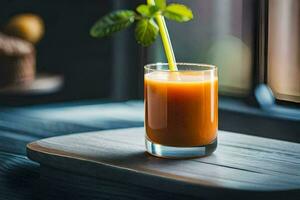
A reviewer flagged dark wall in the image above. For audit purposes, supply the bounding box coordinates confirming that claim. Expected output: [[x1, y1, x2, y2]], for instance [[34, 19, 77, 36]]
[[0, 0, 142, 103]]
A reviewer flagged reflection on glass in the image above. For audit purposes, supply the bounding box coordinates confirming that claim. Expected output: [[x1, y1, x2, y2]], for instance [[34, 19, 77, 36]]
[[268, 0, 300, 103], [147, 0, 256, 96]]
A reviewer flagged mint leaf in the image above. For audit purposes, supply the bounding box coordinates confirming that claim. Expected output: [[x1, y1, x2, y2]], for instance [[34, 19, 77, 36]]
[[154, 0, 166, 9], [136, 5, 151, 17], [136, 4, 159, 17], [90, 10, 135, 38], [163, 4, 193, 22], [135, 19, 159, 46]]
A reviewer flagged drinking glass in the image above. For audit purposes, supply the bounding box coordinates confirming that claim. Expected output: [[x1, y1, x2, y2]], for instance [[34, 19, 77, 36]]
[[145, 63, 218, 158]]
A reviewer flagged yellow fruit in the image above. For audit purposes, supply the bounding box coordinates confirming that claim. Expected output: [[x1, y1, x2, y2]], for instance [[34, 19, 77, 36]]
[[5, 13, 45, 44]]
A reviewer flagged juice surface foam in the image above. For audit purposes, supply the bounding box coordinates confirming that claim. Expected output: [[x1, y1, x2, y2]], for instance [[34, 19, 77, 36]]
[[145, 71, 217, 83]]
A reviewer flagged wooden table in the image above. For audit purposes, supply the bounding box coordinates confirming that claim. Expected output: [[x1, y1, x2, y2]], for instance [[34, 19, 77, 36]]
[[0, 101, 143, 200], [0, 101, 299, 200]]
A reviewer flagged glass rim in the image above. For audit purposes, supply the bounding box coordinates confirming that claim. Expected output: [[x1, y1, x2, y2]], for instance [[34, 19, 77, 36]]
[[144, 62, 217, 72]]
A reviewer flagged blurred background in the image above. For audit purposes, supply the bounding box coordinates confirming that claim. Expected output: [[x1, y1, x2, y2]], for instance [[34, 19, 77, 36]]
[[0, 0, 299, 102], [0, 0, 299, 139]]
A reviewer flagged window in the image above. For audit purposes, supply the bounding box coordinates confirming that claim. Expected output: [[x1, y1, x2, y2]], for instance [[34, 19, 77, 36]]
[[146, 0, 299, 106], [268, 0, 300, 103]]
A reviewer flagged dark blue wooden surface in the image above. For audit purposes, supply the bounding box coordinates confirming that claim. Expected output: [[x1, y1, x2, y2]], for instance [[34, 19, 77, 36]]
[[0, 100, 144, 200], [1, 100, 299, 199]]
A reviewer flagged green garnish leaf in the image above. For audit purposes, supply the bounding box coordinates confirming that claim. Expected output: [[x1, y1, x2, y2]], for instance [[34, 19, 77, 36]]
[[154, 0, 166, 9], [136, 4, 159, 18], [135, 19, 159, 46], [90, 1, 194, 71], [90, 10, 135, 38], [163, 4, 193, 22]]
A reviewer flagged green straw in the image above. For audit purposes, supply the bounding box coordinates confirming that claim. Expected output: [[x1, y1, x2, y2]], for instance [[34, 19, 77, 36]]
[[147, 0, 178, 71]]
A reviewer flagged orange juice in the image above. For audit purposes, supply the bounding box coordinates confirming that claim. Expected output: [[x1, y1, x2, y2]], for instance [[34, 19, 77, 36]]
[[145, 71, 218, 147]]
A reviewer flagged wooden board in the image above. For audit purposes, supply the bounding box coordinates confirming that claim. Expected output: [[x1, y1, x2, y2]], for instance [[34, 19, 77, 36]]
[[27, 127, 300, 199]]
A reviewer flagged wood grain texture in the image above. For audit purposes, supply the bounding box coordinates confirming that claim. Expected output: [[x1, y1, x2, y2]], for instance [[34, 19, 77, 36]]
[[0, 152, 39, 200], [27, 127, 300, 199], [0, 101, 144, 155]]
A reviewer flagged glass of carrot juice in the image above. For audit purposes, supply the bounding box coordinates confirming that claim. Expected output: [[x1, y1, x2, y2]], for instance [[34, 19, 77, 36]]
[[145, 63, 218, 158]]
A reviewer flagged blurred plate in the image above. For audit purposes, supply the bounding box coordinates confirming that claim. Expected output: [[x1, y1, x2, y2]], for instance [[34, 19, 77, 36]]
[[0, 73, 63, 95]]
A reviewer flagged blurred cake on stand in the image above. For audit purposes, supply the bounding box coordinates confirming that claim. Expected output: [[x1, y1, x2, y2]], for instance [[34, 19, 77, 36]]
[[0, 33, 36, 87], [0, 13, 63, 96]]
